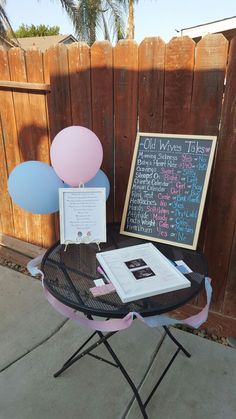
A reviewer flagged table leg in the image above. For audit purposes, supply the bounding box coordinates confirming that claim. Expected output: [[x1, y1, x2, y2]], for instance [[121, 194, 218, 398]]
[[53, 331, 116, 377], [53, 325, 190, 418], [163, 326, 191, 358], [142, 327, 191, 407], [53, 328, 148, 418], [96, 330, 149, 419], [144, 347, 180, 407]]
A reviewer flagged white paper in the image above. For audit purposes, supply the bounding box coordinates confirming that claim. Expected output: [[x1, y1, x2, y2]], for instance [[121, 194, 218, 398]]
[[96, 243, 191, 303], [59, 188, 106, 245], [175, 260, 193, 274], [94, 278, 105, 286]]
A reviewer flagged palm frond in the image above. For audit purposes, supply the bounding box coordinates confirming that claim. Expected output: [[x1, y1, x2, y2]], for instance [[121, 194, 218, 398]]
[[58, 0, 80, 31], [105, 0, 125, 40], [74, 1, 99, 45], [49, 0, 127, 45], [0, 3, 19, 43], [101, 13, 110, 42]]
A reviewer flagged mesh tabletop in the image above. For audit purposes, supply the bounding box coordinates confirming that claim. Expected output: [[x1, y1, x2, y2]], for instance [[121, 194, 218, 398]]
[[41, 224, 208, 319]]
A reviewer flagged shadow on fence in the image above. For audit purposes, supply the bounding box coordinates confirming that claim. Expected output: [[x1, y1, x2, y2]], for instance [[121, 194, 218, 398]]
[[0, 35, 236, 323]]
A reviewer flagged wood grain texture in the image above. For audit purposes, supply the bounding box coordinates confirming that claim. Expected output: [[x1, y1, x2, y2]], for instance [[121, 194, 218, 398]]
[[68, 42, 92, 128], [0, 80, 50, 91], [223, 222, 236, 317], [0, 49, 20, 173], [189, 35, 228, 304], [138, 37, 165, 133], [91, 41, 114, 221], [1, 48, 27, 241], [0, 117, 14, 236], [0, 246, 31, 268], [203, 36, 236, 313], [190, 34, 228, 136], [25, 49, 55, 247], [114, 40, 139, 221], [44, 44, 72, 141], [0, 48, 18, 237], [25, 49, 50, 163], [170, 303, 236, 338], [44, 44, 72, 241], [8, 48, 42, 245], [163, 36, 195, 134], [0, 233, 46, 257]]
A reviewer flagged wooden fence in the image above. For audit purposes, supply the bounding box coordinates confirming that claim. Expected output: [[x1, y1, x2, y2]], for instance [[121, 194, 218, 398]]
[[0, 34, 236, 335]]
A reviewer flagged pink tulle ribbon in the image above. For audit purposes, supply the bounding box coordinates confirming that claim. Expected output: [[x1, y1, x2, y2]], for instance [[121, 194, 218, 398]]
[[27, 255, 212, 332]]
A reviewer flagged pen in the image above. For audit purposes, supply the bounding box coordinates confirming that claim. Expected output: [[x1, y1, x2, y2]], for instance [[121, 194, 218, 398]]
[[97, 266, 110, 284]]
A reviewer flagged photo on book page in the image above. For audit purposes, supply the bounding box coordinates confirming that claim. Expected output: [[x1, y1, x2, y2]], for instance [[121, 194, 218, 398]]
[[131, 267, 155, 280], [125, 258, 155, 280], [96, 243, 191, 303], [125, 258, 147, 269]]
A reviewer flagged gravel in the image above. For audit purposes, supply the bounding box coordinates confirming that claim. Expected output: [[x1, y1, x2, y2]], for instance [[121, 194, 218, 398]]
[[0, 256, 31, 275], [175, 324, 231, 347]]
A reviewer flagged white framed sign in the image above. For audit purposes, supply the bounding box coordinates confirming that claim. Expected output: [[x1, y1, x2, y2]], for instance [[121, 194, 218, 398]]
[[59, 188, 106, 245]]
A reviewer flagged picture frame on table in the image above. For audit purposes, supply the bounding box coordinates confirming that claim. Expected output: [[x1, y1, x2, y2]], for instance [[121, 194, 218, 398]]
[[59, 187, 106, 246]]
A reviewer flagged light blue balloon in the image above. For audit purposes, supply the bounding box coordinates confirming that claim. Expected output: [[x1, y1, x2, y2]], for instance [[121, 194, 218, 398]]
[[8, 161, 64, 214], [85, 169, 110, 200]]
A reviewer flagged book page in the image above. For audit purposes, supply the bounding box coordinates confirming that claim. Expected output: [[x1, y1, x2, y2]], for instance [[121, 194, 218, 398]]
[[97, 243, 190, 301]]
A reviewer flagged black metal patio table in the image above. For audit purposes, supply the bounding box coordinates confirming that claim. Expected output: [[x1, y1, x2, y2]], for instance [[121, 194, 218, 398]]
[[41, 223, 208, 419]]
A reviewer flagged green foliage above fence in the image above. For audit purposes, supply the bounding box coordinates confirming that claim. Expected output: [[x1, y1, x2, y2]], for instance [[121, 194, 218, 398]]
[[14, 24, 60, 37]]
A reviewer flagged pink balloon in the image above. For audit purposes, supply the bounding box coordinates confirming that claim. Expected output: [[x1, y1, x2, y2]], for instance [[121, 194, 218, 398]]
[[50, 126, 103, 186]]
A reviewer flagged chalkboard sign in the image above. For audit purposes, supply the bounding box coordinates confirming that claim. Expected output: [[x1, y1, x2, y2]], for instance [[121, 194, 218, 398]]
[[120, 133, 217, 249]]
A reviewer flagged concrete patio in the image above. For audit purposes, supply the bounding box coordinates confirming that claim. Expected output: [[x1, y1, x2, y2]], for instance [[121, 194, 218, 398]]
[[1, 264, 235, 419]]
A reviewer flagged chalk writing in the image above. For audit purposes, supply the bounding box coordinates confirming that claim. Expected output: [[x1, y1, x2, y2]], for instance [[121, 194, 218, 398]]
[[122, 134, 216, 247]]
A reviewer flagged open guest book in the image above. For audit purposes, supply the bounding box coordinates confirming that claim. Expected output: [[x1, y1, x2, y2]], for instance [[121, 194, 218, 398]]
[[96, 243, 191, 303]]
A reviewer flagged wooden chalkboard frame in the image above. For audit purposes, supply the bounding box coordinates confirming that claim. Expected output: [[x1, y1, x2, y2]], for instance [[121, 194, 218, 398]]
[[120, 133, 217, 249]]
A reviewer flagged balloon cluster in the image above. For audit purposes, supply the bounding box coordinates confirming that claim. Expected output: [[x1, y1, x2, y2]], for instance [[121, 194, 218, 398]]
[[8, 126, 110, 214]]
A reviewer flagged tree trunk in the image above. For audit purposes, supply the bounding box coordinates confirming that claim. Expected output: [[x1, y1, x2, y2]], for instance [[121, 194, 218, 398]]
[[89, 24, 96, 46], [88, 13, 97, 47], [126, 0, 135, 39]]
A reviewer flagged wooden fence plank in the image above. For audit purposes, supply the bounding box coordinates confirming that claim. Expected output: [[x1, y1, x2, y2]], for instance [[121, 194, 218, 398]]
[[114, 40, 139, 221], [68, 42, 92, 128], [0, 233, 46, 258], [0, 49, 20, 173], [0, 48, 26, 241], [8, 47, 42, 245], [190, 34, 228, 135], [44, 44, 72, 240], [25, 50, 50, 163], [0, 245, 32, 268], [189, 34, 228, 309], [162, 37, 197, 306], [163, 36, 195, 134], [0, 206, 2, 234], [0, 80, 50, 91], [25, 49, 55, 247], [203, 36, 236, 313], [171, 303, 236, 338], [0, 117, 14, 235], [44, 44, 72, 140], [223, 223, 236, 318], [91, 41, 114, 222], [138, 37, 165, 133], [0, 48, 18, 237], [8, 49, 34, 160]]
